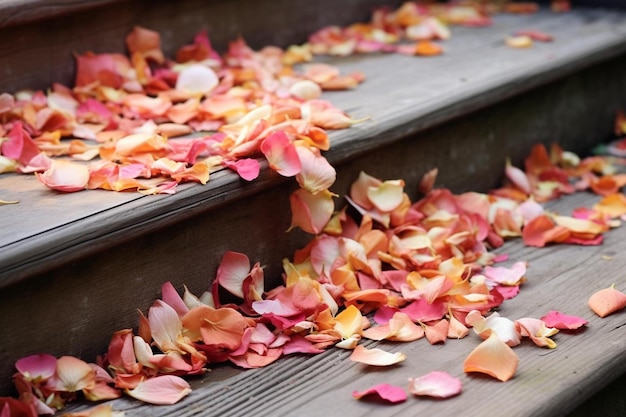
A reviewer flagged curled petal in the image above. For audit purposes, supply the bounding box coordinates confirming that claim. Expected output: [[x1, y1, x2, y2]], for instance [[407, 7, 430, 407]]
[[49, 356, 96, 392], [588, 285, 626, 318], [295, 145, 336, 193], [289, 188, 335, 234], [334, 305, 364, 340], [125, 375, 191, 405], [260, 131, 301, 177], [540, 310, 587, 330], [215, 251, 251, 299], [505, 160, 531, 194], [223, 158, 260, 181], [466, 310, 521, 347], [363, 312, 424, 342], [349, 345, 406, 366], [36, 160, 90, 192], [408, 371, 462, 398], [463, 332, 519, 382], [352, 384, 407, 403], [515, 318, 558, 348]]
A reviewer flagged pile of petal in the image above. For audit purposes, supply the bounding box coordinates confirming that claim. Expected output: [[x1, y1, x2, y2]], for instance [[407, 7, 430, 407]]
[[7, 136, 626, 414]]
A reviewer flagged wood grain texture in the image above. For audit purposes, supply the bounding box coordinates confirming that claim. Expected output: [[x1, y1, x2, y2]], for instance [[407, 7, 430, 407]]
[[59, 192, 626, 417], [1, 8, 626, 287]]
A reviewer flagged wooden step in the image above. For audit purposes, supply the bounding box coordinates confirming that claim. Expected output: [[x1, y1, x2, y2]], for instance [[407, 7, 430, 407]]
[[1, 2, 626, 415]]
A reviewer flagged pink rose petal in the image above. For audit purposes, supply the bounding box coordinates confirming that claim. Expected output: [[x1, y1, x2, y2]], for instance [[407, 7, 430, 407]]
[[540, 310, 588, 330], [352, 383, 407, 403], [125, 375, 191, 405], [408, 371, 462, 398]]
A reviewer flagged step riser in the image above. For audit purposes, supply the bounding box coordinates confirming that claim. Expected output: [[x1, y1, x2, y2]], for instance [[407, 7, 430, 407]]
[[2, 54, 625, 395]]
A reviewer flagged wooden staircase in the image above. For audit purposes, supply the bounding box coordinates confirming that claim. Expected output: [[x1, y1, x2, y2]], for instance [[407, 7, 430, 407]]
[[1, 1, 626, 416]]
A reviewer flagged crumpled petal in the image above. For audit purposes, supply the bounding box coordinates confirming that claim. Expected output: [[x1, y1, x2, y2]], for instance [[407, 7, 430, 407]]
[[349, 345, 406, 366], [215, 251, 251, 299], [352, 383, 407, 403], [175, 64, 219, 96], [463, 332, 519, 382], [408, 371, 462, 398], [588, 284, 626, 318], [125, 375, 191, 405], [289, 188, 335, 234]]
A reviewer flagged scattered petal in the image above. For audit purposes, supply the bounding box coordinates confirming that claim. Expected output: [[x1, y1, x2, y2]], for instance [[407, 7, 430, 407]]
[[352, 384, 407, 403], [349, 345, 406, 366], [588, 284, 626, 318], [540, 310, 587, 330], [464, 332, 519, 381], [125, 375, 191, 405], [408, 371, 462, 398]]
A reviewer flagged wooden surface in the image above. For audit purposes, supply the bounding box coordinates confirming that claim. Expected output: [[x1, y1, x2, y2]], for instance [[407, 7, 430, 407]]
[[2, 8, 626, 287], [61, 191, 626, 417]]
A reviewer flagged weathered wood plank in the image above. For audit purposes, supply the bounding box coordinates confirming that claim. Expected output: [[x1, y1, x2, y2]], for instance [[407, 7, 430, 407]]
[[61, 191, 626, 417], [2, 8, 626, 287]]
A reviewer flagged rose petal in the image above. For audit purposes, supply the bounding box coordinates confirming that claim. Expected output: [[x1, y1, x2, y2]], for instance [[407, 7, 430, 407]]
[[463, 332, 519, 382], [349, 345, 406, 366], [588, 285, 626, 318], [125, 375, 191, 405], [15, 354, 57, 382], [36, 160, 90, 192], [540, 310, 588, 330], [408, 371, 462, 398], [352, 383, 407, 403]]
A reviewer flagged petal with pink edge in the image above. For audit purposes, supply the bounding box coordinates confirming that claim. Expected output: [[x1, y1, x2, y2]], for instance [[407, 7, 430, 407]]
[[349, 345, 406, 366], [36, 160, 90, 192], [463, 332, 519, 382], [352, 384, 407, 403], [367, 179, 405, 212], [540, 310, 588, 330], [48, 356, 96, 392], [15, 353, 56, 382], [408, 371, 462, 398], [289, 188, 335, 234], [125, 375, 191, 405], [260, 131, 301, 177], [223, 158, 260, 181], [216, 251, 251, 299]]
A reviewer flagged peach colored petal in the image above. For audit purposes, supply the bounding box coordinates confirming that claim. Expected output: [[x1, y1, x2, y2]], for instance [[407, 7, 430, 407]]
[[126, 26, 164, 63], [114, 132, 168, 157], [36, 160, 89, 192], [125, 375, 191, 405], [367, 179, 405, 212], [588, 284, 626, 318], [215, 251, 251, 299], [594, 193, 626, 218], [424, 319, 449, 345], [552, 215, 605, 239], [334, 305, 364, 340], [483, 261, 527, 287], [352, 383, 407, 403], [540, 310, 587, 330], [60, 403, 124, 417], [182, 305, 249, 350], [48, 356, 96, 392], [289, 188, 335, 234], [408, 371, 462, 398], [447, 314, 470, 339], [505, 160, 531, 194], [522, 214, 569, 247], [464, 332, 519, 381], [295, 145, 336, 193], [148, 300, 183, 353], [349, 345, 406, 366]]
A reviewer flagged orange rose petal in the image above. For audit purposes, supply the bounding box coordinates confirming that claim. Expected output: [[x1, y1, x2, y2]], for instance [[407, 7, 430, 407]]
[[463, 332, 519, 382], [588, 285, 626, 318], [349, 345, 406, 366]]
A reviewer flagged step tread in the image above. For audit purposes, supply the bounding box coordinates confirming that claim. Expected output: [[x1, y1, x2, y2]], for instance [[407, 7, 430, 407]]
[[2, 8, 626, 288], [62, 191, 626, 417]]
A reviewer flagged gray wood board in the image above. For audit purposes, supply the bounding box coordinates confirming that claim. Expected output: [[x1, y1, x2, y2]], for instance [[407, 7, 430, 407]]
[[2, 8, 626, 286], [63, 191, 626, 417]]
